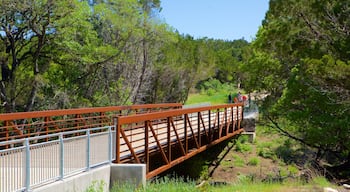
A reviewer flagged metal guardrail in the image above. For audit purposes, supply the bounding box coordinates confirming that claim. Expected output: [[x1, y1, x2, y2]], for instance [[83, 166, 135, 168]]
[[0, 103, 182, 143], [0, 126, 115, 192], [115, 103, 244, 178], [0, 102, 245, 189]]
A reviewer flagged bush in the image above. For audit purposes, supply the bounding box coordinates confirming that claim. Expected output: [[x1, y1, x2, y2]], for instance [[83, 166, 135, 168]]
[[235, 142, 252, 153], [287, 164, 299, 176], [248, 157, 260, 166], [206, 88, 216, 96], [237, 135, 249, 143], [233, 154, 245, 167], [258, 148, 275, 159], [235, 135, 252, 153]]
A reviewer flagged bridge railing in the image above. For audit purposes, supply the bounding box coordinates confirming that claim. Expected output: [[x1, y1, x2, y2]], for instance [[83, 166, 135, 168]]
[[115, 103, 244, 178], [0, 103, 182, 144], [0, 126, 115, 192]]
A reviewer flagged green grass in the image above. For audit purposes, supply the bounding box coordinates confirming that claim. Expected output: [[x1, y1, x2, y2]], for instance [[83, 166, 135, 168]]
[[110, 177, 199, 192], [185, 83, 239, 105], [209, 182, 317, 192], [247, 157, 260, 166], [232, 154, 245, 167], [97, 176, 335, 192], [235, 142, 253, 153], [185, 92, 226, 105]]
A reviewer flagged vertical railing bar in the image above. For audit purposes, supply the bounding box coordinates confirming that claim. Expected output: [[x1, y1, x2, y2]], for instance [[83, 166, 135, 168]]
[[225, 108, 228, 135], [108, 126, 112, 163], [231, 106, 234, 132], [167, 117, 171, 162], [116, 117, 120, 163], [208, 110, 211, 142], [86, 130, 90, 171], [236, 106, 239, 130], [25, 138, 30, 191], [184, 114, 188, 154], [217, 109, 220, 138], [59, 133, 64, 180], [197, 112, 201, 146], [145, 121, 149, 173]]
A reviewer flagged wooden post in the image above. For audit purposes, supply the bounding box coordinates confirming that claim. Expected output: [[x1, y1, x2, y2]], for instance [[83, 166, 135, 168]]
[[115, 117, 121, 163]]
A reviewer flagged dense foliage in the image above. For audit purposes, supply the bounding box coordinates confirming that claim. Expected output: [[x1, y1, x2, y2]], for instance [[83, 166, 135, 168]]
[[0, 0, 246, 112], [241, 0, 350, 177], [2, 0, 348, 181]]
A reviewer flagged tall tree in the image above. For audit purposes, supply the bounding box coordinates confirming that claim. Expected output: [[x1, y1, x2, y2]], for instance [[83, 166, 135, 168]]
[[0, 0, 76, 112], [243, 0, 350, 176]]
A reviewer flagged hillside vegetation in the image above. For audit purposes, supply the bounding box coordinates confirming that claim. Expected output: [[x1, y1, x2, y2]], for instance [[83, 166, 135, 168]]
[[1, 0, 348, 185]]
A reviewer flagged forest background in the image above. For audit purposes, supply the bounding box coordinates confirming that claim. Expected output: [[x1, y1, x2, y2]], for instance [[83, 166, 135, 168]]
[[0, 0, 349, 182]]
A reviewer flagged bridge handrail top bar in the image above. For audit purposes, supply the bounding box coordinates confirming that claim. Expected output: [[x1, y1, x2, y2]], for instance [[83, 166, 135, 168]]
[[0, 103, 182, 121], [0, 125, 114, 146], [118, 103, 243, 124]]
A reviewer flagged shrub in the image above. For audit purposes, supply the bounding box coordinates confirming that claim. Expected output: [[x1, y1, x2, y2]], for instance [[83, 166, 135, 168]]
[[233, 154, 245, 167], [235, 135, 252, 153], [235, 142, 252, 153], [287, 164, 299, 176], [237, 135, 249, 143], [248, 157, 260, 166], [258, 147, 274, 159], [206, 88, 216, 96]]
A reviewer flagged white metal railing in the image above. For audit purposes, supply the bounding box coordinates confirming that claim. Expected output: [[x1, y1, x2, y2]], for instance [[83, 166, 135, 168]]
[[0, 126, 115, 192]]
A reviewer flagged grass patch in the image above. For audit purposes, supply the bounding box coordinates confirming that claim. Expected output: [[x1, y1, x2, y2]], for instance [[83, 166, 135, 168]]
[[209, 175, 336, 192], [85, 180, 106, 192], [105, 176, 336, 192], [247, 157, 260, 166], [209, 182, 319, 192], [110, 177, 199, 192], [234, 135, 252, 153], [232, 154, 245, 167], [235, 142, 252, 153], [186, 81, 239, 105]]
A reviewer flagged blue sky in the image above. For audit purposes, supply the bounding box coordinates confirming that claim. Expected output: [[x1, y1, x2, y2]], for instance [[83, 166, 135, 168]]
[[159, 0, 270, 41]]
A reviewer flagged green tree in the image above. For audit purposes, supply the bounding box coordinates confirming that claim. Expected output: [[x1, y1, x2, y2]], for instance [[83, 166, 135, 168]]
[[243, 0, 350, 176], [214, 39, 249, 87], [0, 0, 78, 112]]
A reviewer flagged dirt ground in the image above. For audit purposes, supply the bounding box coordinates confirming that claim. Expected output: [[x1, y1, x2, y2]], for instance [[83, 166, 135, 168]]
[[208, 134, 281, 184], [206, 132, 349, 192]]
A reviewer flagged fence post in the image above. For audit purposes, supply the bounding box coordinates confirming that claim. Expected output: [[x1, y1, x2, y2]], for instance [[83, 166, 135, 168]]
[[116, 117, 120, 163], [86, 130, 90, 171], [59, 134, 64, 179], [25, 138, 30, 191], [208, 110, 211, 142], [108, 126, 112, 163]]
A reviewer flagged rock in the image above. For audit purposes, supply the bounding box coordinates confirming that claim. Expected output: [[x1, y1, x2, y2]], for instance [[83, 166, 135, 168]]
[[323, 187, 338, 192], [343, 183, 350, 189]]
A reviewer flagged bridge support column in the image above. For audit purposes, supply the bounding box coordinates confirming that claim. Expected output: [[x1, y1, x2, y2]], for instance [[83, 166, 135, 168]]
[[110, 164, 146, 189]]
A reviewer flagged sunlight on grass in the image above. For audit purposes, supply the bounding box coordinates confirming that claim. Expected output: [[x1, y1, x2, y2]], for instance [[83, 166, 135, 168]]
[[210, 182, 314, 192], [186, 85, 239, 105]]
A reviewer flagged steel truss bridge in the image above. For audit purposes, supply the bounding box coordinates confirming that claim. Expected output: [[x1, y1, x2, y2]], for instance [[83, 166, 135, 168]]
[[0, 103, 244, 191]]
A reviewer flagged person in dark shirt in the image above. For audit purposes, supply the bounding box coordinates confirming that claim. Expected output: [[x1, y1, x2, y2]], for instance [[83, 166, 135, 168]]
[[228, 93, 232, 103]]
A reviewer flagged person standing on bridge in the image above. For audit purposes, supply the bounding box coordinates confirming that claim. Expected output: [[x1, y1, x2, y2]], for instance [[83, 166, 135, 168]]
[[228, 93, 232, 103], [237, 92, 243, 102]]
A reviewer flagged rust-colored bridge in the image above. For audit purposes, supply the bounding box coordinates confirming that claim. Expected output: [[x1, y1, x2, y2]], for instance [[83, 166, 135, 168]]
[[0, 103, 244, 181]]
